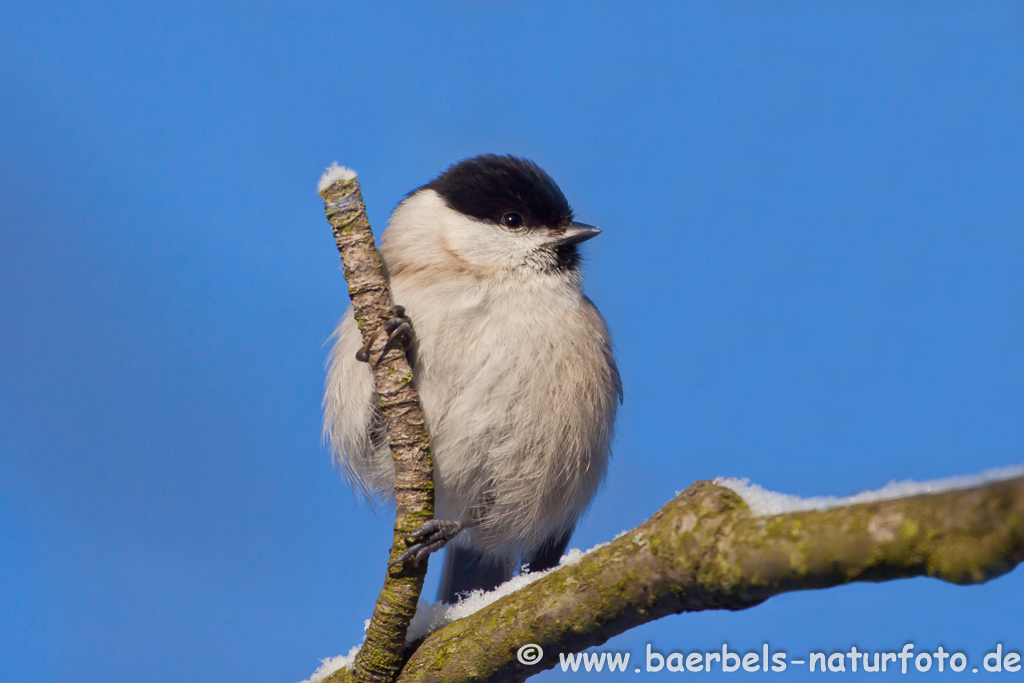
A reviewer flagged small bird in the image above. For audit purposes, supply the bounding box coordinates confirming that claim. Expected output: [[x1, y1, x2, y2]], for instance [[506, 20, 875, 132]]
[[323, 154, 621, 604]]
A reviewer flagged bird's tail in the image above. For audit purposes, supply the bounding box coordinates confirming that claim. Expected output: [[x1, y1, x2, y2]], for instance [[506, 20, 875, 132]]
[[437, 545, 513, 605]]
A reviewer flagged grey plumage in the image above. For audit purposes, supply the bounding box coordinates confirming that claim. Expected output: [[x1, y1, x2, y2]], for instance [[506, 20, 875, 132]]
[[323, 156, 621, 603]]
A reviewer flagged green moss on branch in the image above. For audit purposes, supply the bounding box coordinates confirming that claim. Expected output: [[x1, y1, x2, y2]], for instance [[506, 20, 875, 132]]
[[388, 476, 1023, 683]]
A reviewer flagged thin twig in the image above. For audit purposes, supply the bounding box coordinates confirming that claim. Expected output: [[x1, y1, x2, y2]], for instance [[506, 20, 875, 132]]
[[320, 168, 435, 683]]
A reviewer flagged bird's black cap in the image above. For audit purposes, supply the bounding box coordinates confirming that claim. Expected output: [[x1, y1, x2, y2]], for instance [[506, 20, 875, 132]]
[[419, 154, 574, 229]]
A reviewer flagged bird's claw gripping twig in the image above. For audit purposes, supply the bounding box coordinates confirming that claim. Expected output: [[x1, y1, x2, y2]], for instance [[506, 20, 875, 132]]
[[355, 305, 414, 369], [388, 519, 481, 569]]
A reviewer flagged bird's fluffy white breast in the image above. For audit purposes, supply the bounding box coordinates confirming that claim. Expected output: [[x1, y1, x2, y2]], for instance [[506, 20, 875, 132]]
[[323, 190, 619, 559]]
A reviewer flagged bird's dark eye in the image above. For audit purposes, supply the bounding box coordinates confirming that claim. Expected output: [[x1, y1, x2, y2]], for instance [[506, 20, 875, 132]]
[[500, 212, 525, 230]]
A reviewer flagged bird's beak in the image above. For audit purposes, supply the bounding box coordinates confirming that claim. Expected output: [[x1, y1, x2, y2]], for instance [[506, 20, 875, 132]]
[[547, 222, 601, 247]]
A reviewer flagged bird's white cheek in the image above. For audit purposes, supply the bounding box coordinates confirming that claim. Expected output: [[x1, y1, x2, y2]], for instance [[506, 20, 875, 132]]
[[443, 215, 537, 270]]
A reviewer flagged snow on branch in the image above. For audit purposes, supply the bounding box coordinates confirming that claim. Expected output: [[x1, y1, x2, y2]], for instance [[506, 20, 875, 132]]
[[715, 463, 1024, 516], [318, 163, 357, 193]]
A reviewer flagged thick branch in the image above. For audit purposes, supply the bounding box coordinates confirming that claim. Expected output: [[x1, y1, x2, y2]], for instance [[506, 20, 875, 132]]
[[320, 170, 435, 683], [372, 475, 1022, 683]]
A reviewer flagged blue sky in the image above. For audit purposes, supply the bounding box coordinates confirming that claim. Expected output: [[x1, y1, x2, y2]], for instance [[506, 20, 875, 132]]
[[1, 2, 1022, 681]]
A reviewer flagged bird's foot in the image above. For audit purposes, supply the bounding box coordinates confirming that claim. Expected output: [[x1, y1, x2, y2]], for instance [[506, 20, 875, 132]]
[[355, 305, 414, 368], [388, 519, 481, 569]]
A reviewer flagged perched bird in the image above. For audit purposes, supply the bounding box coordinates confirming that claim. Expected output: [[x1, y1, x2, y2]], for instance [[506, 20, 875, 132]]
[[324, 154, 621, 604]]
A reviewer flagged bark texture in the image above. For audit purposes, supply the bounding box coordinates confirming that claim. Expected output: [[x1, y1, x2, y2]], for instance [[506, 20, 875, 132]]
[[321, 174, 436, 683], [324, 474, 1023, 683]]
